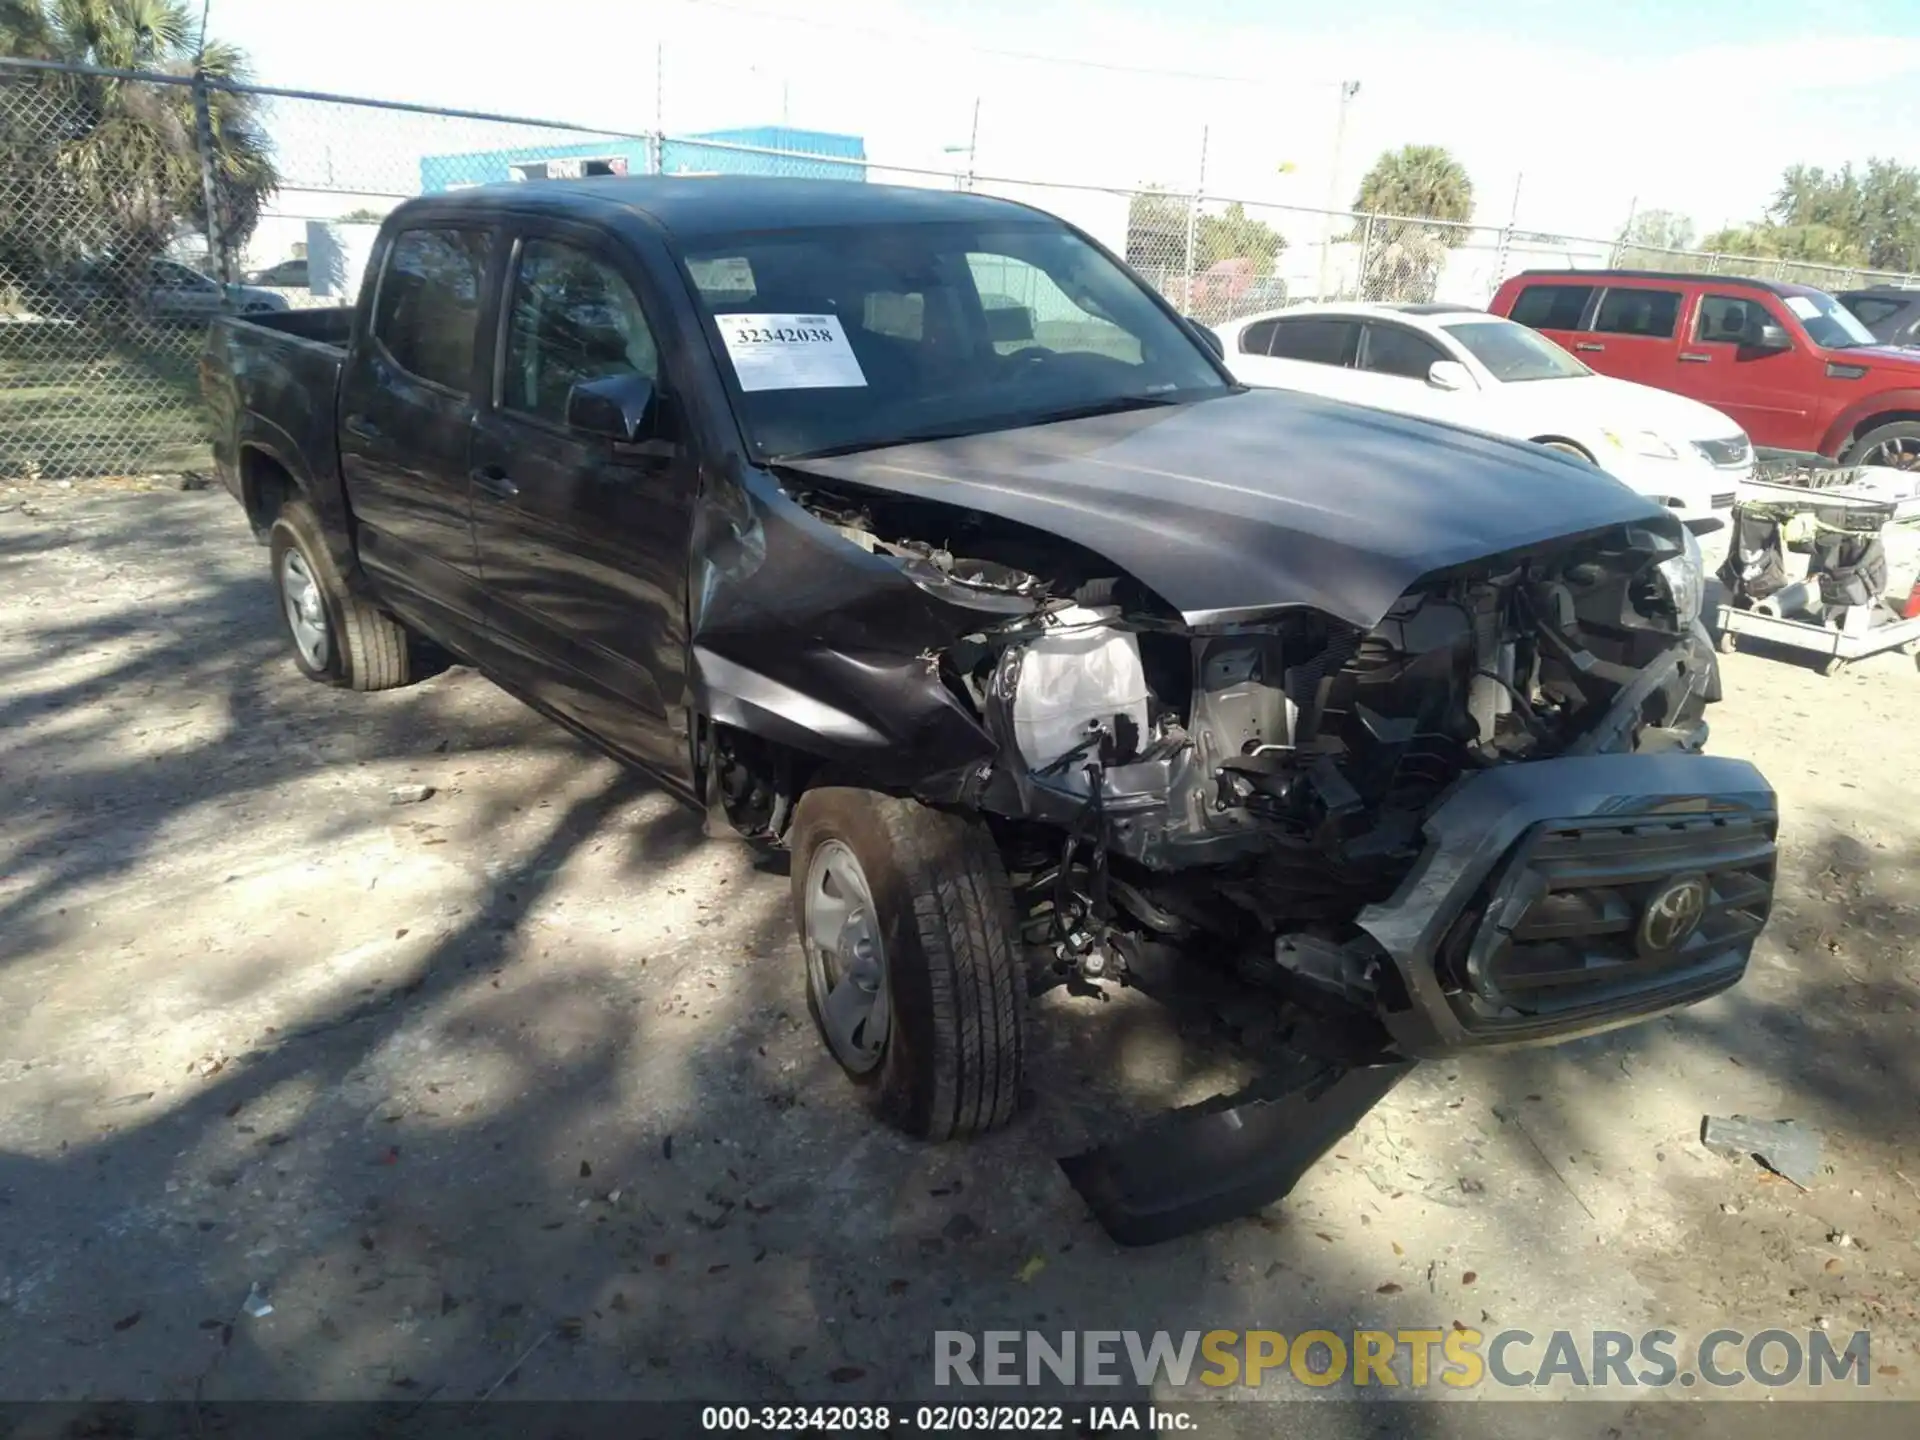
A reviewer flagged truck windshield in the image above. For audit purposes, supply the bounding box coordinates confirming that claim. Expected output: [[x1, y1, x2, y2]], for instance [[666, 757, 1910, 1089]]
[[1440, 319, 1591, 382], [1784, 291, 1878, 349], [679, 219, 1232, 458]]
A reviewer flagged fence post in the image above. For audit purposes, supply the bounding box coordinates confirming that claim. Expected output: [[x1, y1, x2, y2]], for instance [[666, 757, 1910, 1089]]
[[191, 70, 228, 285], [647, 131, 663, 176], [1182, 125, 1208, 312], [1493, 221, 1514, 291], [1355, 213, 1375, 301]]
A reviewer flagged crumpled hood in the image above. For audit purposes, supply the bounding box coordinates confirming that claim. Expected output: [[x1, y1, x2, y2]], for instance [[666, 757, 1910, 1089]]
[[782, 387, 1670, 631]]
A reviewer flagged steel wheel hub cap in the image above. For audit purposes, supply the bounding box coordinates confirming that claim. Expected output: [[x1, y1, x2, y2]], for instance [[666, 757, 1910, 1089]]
[[280, 550, 330, 669], [804, 839, 890, 1072]]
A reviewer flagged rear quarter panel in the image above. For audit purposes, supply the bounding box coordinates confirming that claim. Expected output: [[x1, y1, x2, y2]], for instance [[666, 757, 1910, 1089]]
[[203, 314, 359, 576]]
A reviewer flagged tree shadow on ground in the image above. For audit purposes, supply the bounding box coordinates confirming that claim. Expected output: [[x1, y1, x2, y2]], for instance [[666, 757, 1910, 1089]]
[[0, 494, 1902, 1440]]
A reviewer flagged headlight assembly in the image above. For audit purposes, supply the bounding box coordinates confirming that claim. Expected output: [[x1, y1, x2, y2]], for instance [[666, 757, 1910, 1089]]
[[1604, 428, 1680, 461], [1656, 524, 1705, 628]]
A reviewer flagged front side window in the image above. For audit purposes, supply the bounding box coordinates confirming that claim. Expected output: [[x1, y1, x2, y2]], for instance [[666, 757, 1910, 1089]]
[[1508, 283, 1592, 331], [1591, 287, 1681, 339], [1695, 294, 1772, 346], [1359, 323, 1446, 380], [153, 262, 214, 292], [681, 218, 1228, 459], [372, 227, 492, 391], [501, 239, 658, 425], [1266, 318, 1359, 366]]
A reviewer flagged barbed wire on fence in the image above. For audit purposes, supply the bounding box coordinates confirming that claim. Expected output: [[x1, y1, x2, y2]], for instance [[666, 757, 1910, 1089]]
[[5, 53, 1917, 478]]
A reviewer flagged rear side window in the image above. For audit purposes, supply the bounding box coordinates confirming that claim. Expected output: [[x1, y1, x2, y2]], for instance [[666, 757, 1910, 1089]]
[[1508, 283, 1592, 331], [1591, 287, 1681, 339], [1360, 323, 1447, 380], [1239, 317, 1282, 355], [1267, 318, 1359, 366], [372, 228, 492, 391]]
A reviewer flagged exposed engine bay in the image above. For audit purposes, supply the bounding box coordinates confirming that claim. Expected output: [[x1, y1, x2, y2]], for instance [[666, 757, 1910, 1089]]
[[783, 480, 1717, 1037]]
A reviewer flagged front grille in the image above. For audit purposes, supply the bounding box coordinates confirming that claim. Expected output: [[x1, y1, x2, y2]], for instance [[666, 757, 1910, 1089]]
[[1440, 810, 1776, 1033], [1711, 492, 1736, 510], [1696, 436, 1753, 468]]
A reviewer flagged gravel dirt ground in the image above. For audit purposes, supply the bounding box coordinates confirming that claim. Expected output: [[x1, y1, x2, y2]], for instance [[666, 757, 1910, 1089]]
[[2, 481, 1918, 1428]]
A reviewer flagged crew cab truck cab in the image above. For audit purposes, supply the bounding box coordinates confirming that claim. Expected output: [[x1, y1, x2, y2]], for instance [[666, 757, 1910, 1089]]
[[204, 180, 1777, 1245], [1490, 268, 1920, 467]]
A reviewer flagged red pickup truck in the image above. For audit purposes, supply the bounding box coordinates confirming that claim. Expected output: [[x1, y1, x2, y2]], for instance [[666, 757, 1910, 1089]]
[[1489, 269, 1920, 467]]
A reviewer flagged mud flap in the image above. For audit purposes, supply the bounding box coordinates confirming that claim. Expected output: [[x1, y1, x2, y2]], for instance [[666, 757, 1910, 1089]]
[[1058, 1058, 1415, 1246]]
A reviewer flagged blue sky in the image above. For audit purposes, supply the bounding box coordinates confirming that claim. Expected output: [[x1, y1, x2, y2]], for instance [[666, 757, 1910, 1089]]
[[206, 0, 1920, 244]]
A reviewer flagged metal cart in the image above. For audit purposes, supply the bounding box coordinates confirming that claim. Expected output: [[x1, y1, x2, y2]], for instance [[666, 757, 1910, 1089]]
[[1713, 457, 1920, 678]]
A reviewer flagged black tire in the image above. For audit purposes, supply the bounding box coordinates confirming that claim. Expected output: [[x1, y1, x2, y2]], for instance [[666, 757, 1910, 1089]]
[[268, 498, 411, 691], [1536, 439, 1595, 462], [1841, 420, 1920, 470], [791, 787, 1025, 1141]]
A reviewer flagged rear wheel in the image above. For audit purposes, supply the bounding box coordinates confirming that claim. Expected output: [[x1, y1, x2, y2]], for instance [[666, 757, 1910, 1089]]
[[791, 787, 1025, 1141], [1842, 421, 1920, 470], [268, 499, 411, 691]]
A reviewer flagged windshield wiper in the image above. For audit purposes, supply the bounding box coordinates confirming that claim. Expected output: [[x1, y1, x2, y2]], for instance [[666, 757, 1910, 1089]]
[[773, 391, 1191, 463]]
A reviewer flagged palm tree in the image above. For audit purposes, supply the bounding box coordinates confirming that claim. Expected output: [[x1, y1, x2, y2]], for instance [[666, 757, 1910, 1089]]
[[2, 0, 278, 289], [1349, 145, 1475, 302]]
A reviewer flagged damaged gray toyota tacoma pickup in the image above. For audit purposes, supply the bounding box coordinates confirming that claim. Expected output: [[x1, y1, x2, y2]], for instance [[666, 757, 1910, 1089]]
[[202, 177, 1777, 1244]]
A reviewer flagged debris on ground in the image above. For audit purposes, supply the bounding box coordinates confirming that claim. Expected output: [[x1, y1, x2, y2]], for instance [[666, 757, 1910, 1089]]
[[388, 783, 436, 806], [242, 1283, 274, 1319], [1700, 1115, 1823, 1189]]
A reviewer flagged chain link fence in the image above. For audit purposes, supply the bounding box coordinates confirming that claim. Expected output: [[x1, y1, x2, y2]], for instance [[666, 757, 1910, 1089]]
[[6, 53, 1920, 478]]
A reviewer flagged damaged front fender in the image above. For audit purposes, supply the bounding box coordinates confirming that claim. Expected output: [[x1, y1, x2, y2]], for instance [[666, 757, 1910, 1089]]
[[687, 468, 1041, 794]]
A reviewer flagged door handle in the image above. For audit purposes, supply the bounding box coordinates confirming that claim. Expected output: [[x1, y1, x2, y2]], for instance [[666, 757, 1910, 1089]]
[[1679, 352, 1713, 363], [343, 414, 381, 440], [471, 465, 519, 500], [1573, 342, 1605, 353]]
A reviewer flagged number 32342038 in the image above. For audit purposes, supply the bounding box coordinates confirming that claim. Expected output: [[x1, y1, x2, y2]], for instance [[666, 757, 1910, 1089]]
[[732, 326, 834, 345]]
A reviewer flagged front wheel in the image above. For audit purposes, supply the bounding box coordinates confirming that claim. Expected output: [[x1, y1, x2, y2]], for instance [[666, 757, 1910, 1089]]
[[1842, 421, 1920, 470], [791, 787, 1025, 1141], [268, 499, 411, 690]]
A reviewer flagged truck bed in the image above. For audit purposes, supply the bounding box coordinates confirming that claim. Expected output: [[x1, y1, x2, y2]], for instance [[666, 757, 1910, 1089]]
[[202, 307, 353, 530]]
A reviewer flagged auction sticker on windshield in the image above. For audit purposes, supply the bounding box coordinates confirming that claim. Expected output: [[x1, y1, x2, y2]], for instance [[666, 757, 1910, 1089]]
[[715, 313, 868, 391], [1784, 296, 1822, 320]]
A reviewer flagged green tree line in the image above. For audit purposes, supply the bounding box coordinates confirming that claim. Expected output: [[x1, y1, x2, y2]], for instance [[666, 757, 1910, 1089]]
[[1624, 160, 1920, 273], [2, 0, 279, 292]]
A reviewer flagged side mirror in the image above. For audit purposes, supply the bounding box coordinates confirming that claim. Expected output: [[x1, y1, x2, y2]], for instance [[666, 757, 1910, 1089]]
[[1427, 359, 1474, 391], [566, 372, 657, 442], [1751, 322, 1791, 351], [1187, 319, 1225, 358]]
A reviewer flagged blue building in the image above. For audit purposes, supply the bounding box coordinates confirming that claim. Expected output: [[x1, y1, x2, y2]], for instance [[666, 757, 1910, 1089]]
[[420, 126, 866, 192]]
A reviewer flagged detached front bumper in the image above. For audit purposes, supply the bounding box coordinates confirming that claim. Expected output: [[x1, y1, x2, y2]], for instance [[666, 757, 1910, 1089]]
[[1359, 751, 1777, 1058]]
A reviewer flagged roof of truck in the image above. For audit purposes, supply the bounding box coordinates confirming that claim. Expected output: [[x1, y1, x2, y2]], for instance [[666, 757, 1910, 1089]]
[[411, 176, 1046, 237]]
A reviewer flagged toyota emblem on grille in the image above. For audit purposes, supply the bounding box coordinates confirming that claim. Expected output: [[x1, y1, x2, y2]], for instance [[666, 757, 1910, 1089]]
[[1637, 873, 1710, 957]]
